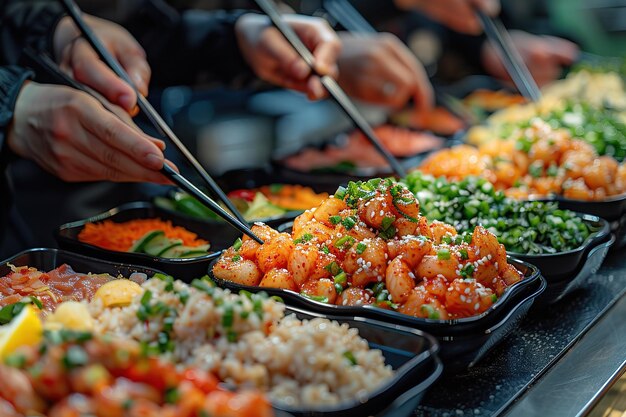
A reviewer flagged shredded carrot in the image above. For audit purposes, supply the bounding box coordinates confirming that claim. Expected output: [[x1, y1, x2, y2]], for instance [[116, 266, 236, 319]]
[[78, 218, 208, 252]]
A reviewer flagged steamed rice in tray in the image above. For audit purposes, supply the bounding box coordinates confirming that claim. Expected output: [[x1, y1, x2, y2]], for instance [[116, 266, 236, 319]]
[[90, 277, 393, 407]]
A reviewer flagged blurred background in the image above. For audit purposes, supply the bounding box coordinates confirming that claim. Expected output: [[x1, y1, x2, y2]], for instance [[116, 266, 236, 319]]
[[72, 0, 626, 174]]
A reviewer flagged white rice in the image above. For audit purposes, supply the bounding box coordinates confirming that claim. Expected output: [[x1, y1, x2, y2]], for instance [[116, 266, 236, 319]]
[[88, 278, 393, 406]]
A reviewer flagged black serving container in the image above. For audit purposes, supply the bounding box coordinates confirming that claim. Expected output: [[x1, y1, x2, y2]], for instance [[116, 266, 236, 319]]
[[0, 248, 164, 278], [508, 214, 613, 302], [209, 255, 545, 372], [546, 194, 626, 250], [56, 202, 220, 280], [277, 306, 442, 417]]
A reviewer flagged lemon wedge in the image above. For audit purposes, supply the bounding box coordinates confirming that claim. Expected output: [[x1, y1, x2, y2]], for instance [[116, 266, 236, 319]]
[[0, 304, 43, 360], [94, 279, 143, 308]]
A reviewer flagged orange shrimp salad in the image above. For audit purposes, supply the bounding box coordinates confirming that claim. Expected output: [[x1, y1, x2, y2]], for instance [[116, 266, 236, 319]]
[[78, 219, 208, 252], [213, 179, 523, 320], [0, 332, 272, 417], [419, 119, 626, 201]]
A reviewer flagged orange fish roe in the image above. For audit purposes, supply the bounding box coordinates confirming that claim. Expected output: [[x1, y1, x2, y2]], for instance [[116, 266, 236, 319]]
[[78, 218, 208, 252]]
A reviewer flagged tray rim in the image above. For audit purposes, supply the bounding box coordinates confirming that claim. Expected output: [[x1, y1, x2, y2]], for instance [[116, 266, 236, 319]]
[[209, 256, 542, 329], [56, 201, 221, 265]]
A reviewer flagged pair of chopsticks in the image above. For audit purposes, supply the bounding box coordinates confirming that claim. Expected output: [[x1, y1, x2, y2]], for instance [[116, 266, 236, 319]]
[[475, 11, 541, 102], [254, 0, 407, 178], [52, 0, 263, 244], [322, 0, 479, 125]]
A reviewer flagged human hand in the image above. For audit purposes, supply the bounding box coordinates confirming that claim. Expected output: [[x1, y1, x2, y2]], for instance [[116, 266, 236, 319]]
[[235, 13, 341, 100], [7, 82, 175, 184], [337, 33, 433, 111], [482, 31, 579, 87], [54, 15, 151, 114], [394, 0, 499, 35]]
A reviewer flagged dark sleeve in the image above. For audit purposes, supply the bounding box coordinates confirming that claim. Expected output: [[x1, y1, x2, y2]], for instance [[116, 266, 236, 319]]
[[122, 0, 255, 87], [0, 66, 33, 232], [0, 0, 66, 65]]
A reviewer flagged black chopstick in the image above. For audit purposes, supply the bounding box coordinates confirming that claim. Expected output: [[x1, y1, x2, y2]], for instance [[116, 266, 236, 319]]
[[475, 11, 541, 102], [161, 165, 263, 243], [28, 50, 264, 244], [254, 0, 407, 178], [59, 0, 249, 226]]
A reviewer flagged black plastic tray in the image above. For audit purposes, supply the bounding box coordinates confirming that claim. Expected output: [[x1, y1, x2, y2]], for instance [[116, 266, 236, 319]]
[[210, 256, 545, 371], [55, 202, 221, 280], [545, 194, 626, 250], [0, 248, 164, 279], [509, 214, 613, 302], [279, 306, 442, 417]]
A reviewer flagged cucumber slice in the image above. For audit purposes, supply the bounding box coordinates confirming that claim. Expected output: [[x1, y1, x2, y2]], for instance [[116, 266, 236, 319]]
[[143, 233, 173, 256], [130, 230, 165, 253], [160, 244, 210, 258], [156, 242, 183, 257], [153, 196, 176, 211]]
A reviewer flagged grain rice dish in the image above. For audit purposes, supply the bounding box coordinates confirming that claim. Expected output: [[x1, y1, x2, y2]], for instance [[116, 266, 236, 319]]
[[88, 277, 393, 406]]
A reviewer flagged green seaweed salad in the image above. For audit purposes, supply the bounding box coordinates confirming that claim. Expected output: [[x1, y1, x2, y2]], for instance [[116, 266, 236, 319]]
[[402, 172, 592, 254]]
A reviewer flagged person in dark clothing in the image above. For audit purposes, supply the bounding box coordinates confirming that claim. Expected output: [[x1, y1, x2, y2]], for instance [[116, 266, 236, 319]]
[[0, 0, 341, 258]]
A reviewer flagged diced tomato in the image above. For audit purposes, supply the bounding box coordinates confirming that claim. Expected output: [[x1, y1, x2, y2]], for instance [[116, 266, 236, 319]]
[[227, 189, 256, 202], [181, 369, 218, 394]]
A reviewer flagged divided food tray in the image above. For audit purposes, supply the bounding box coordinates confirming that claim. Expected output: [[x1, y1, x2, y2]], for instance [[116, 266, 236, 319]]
[[55, 202, 221, 279], [0, 248, 443, 417]]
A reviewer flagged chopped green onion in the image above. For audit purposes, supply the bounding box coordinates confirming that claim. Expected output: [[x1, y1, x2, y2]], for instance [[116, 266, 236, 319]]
[[334, 186, 347, 200], [325, 261, 342, 276], [333, 271, 347, 285], [164, 387, 180, 404], [62, 346, 89, 369], [420, 304, 440, 320], [329, 215, 342, 225], [356, 242, 367, 254], [334, 235, 355, 249], [233, 238, 243, 251], [4, 352, 26, 368], [222, 305, 234, 328], [342, 351, 358, 366], [294, 233, 314, 244], [342, 216, 357, 230], [300, 293, 329, 303], [437, 249, 451, 260]]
